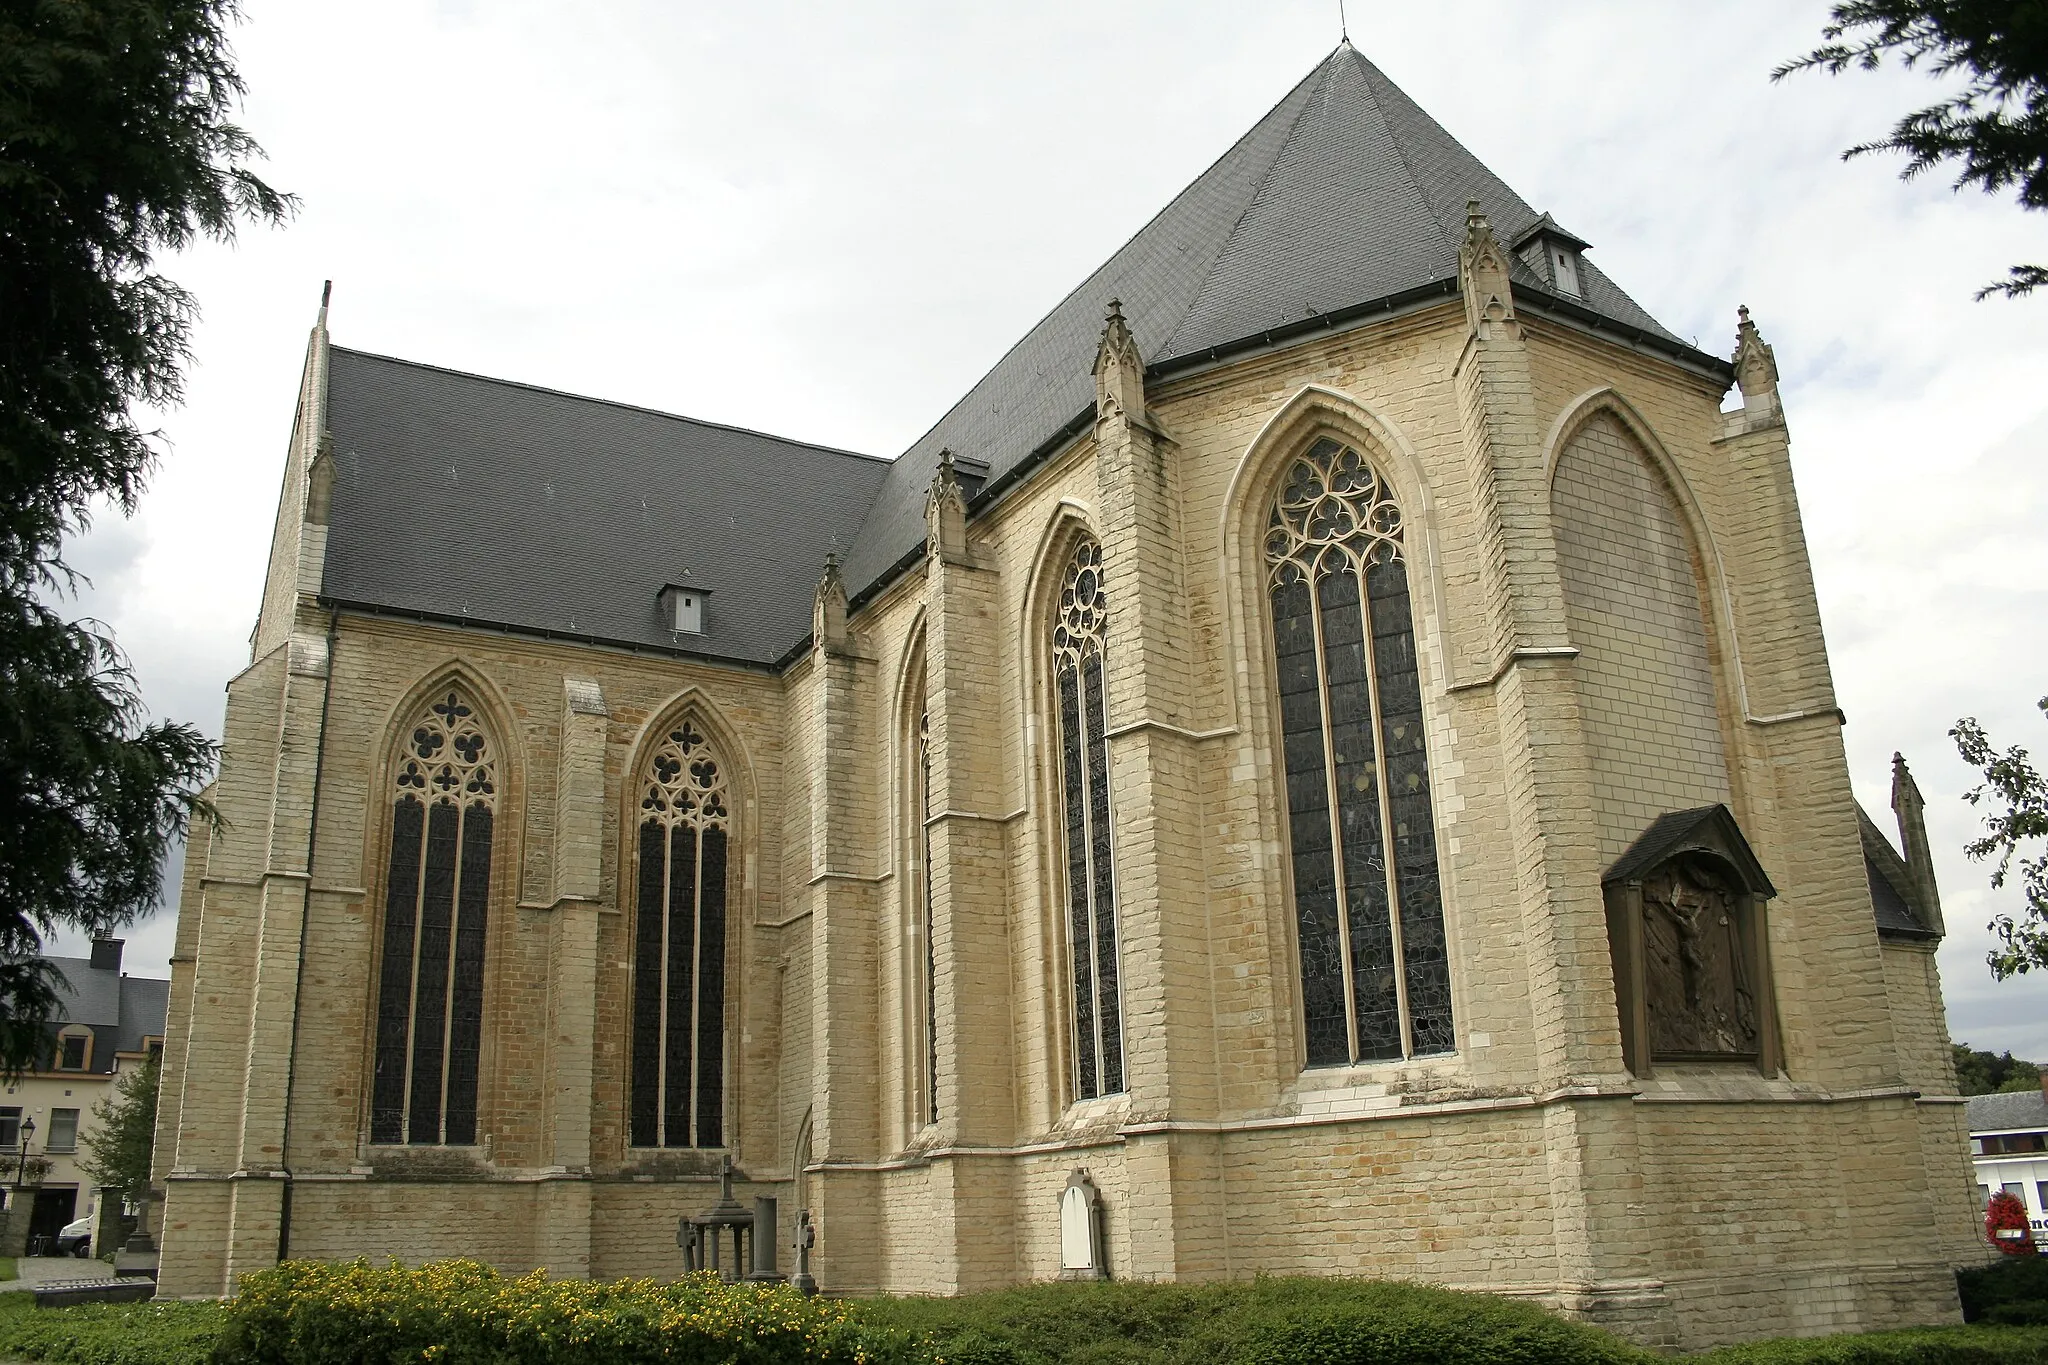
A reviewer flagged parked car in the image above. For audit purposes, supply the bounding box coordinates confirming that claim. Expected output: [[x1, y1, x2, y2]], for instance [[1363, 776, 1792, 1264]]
[[54, 1215, 91, 1257]]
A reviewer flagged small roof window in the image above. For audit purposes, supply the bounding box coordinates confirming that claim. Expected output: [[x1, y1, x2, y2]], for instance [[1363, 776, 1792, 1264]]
[[1511, 212, 1592, 302], [658, 584, 710, 636]]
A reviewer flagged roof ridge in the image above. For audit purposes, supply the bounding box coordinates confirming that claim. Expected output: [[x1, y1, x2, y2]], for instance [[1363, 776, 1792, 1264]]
[[839, 63, 1330, 567], [1339, 45, 1463, 262], [327, 346, 892, 466], [1156, 54, 1334, 358]]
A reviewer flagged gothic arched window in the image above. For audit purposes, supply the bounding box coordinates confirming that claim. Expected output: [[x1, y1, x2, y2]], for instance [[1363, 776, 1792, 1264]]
[[1264, 439, 1453, 1066], [630, 721, 731, 1148], [1052, 540, 1124, 1098], [372, 689, 497, 1145]]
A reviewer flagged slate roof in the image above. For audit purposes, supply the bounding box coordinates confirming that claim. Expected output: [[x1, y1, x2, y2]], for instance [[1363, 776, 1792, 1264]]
[[322, 349, 890, 667], [835, 41, 1694, 598], [43, 955, 168, 1075], [318, 42, 1714, 661], [1603, 805, 1777, 896], [1969, 1089, 2048, 1135], [1858, 805, 1938, 940]]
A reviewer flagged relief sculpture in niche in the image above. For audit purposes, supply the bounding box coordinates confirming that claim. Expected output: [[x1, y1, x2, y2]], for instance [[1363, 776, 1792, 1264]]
[[1641, 856, 1756, 1058]]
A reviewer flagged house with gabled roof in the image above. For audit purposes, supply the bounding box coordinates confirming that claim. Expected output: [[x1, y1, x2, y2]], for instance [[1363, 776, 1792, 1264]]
[[2, 940, 166, 1257], [154, 43, 1978, 1345]]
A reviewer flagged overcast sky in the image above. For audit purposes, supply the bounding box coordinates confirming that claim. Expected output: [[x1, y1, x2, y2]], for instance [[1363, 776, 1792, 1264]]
[[50, 1, 2048, 1059]]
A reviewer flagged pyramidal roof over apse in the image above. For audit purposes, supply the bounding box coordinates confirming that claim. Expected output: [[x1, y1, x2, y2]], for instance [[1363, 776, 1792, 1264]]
[[834, 40, 1696, 597], [317, 43, 1715, 667]]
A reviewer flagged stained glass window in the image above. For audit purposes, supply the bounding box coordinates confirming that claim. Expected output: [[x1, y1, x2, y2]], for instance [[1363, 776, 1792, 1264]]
[[1052, 540, 1125, 1099], [371, 689, 496, 1145], [629, 721, 731, 1148], [1264, 439, 1454, 1066]]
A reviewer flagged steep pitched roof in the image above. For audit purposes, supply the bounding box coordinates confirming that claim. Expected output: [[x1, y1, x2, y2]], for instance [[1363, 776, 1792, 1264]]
[[1858, 804, 1939, 940], [837, 41, 1693, 598], [321, 349, 890, 667], [41, 955, 168, 1073], [317, 44, 1712, 662]]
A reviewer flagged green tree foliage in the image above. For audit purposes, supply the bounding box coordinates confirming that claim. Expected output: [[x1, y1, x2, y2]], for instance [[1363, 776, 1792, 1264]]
[[0, 0, 291, 1074], [1953, 697, 2048, 977], [1775, 1, 2048, 298], [77, 1053, 157, 1201], [1955, 1042, 2044, 1094]]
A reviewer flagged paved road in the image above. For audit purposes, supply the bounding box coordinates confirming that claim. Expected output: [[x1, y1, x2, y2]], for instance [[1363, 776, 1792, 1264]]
[[0, 1255, 111, 1291]]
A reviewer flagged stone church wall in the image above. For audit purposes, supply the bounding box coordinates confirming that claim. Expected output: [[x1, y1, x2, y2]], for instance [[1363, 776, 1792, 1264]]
[[157, 269, 1977, 1347], [1553, 409, 1732, 862]]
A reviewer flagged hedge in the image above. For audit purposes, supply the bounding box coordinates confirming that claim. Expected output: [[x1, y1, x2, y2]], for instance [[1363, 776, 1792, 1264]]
[[856, 1276, 1648, 1365], [211, 1259, 927, 1365], [1688, 1325, 2048, 1364], [1959, 1259, 2048, 1326], [0, 1291, 225, 1365], [3, 1262, 2045, 1365]]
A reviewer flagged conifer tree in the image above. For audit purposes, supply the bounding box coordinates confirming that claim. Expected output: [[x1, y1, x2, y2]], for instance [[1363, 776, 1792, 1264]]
[[1777, 1, 2048, 298], [0, 0, 292, 1073]]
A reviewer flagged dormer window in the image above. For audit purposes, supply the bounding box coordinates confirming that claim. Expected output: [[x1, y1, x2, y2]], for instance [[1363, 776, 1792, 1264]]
[[1549, 243, 1581, 298], [1511, 213, 1592, 302], [55, 1027, 90, 1072], [658, 584, 710, 636]]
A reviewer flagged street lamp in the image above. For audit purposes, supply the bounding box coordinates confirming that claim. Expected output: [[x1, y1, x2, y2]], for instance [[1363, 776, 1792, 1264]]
[[12, 1115, 34, 1193]]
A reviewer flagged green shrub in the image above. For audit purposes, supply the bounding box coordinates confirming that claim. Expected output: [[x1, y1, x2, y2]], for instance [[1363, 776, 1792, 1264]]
[[0, 1291, 226, 1365], [856, 1276, 1650, 1365], [212, 1259, 928, 1365], [1959, 1260, 2048, 1325], [1687, 1324, 2048, 1363]]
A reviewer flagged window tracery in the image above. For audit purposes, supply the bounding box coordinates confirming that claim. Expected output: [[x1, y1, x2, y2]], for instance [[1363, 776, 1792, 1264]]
[[1264, 438, 1453, 1066], [1052, 540, 1124, 1098], [630, 720, 730, 1148], [372, 689, 497, 1145]]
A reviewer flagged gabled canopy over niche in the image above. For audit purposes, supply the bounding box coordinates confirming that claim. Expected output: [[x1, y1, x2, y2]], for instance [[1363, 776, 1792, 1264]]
[[1602, 805, 1780, 1079]]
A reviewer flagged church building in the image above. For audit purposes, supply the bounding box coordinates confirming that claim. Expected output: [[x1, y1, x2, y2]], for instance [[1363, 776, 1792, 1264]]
[[153, 44, 1978, 1347]]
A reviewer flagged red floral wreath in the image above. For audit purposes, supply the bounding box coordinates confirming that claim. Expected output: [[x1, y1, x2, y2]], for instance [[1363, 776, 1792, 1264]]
[[1986, 1190, 2037, 1256]]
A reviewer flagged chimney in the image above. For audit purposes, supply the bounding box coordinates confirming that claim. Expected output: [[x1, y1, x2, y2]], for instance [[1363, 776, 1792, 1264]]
[[89, 938, 123, 973]]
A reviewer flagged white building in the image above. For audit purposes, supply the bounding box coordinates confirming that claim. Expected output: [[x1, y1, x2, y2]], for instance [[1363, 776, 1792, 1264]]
[[1968, 1083, 2048, 1246]]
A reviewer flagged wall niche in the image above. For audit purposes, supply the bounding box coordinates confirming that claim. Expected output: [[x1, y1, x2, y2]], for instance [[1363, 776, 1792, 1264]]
[[1602, 805, 1781, 1079]]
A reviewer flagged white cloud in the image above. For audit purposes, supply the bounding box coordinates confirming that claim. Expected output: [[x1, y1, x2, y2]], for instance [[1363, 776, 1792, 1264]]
[[68, 1, 2048, 1057]]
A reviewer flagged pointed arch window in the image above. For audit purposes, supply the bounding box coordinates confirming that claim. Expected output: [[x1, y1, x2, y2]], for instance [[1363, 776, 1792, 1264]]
[[1265, 439, 1453, 1066], [630, 721, 731, 1148], [372, 690, 496, 1145], [1052, 541, 1124, 1098]]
